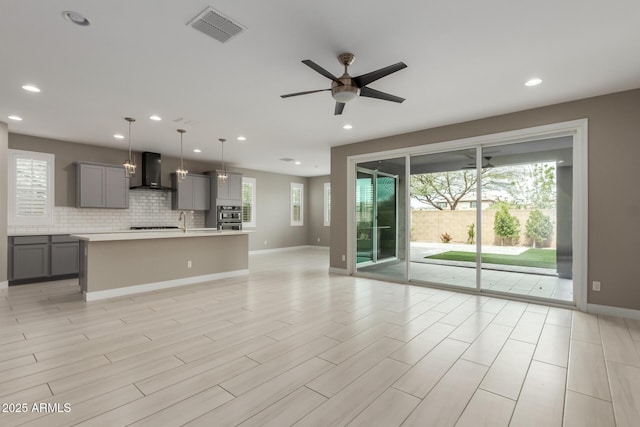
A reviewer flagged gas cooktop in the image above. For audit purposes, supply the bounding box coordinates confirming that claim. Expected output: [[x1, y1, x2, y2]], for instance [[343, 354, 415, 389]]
[[130, 226, 180, 230]]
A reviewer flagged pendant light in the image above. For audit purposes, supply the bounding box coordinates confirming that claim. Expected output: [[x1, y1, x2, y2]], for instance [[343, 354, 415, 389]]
[[217, 138, 228, 183], [176, 129, 188, 180], [123, 117, 136, 177]]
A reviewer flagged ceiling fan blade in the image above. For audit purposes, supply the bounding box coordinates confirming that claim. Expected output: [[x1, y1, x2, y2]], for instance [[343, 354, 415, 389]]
[[302, 60, 342, 84], [353, 62, 407, 87], [280, 89, 330, 98], [359, 86, 405, 103], [334, 102, 345, 115]]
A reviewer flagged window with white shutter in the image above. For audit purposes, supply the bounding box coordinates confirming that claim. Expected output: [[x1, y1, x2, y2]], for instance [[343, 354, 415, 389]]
[[8, 150, 55, 226], [242, 177, 256, 228], [290, 183, 303, 226], [324, 182, 331, 226]]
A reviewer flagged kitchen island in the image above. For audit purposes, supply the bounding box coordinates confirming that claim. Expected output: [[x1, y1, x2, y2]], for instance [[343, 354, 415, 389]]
[[71, 230, 249, 301]]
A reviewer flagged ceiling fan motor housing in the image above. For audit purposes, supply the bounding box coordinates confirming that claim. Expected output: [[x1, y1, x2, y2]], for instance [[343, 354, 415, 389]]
[[331, 77, 359, 103]]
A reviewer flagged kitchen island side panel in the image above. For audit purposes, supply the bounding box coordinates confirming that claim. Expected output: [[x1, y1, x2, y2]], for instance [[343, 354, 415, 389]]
[[83, 234, 248, 292]]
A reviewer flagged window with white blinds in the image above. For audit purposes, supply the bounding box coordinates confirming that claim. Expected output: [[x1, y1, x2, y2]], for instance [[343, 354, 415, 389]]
[[8, 150, 55, 226]]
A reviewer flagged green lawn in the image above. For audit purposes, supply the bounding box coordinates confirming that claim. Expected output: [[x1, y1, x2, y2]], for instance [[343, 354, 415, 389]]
[[426, 248, 557, 269]]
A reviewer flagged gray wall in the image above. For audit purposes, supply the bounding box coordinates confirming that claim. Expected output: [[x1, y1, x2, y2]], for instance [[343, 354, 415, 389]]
[[308, 176, 331, 247], [226, 167, 310, 251], [331, 88, 640, 311], [0, 122, 8, 283], [8, 134, 318, 252]]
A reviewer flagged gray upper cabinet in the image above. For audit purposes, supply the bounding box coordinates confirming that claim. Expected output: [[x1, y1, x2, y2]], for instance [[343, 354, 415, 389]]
[[210, 172, 242, 204], [171, 173, 210, 211], [174, 173, 193, 210], [105, 166, 128, 208], [192, 175, 211, 210], [78, 163, 104, 207], [77, 163, 129, 208]]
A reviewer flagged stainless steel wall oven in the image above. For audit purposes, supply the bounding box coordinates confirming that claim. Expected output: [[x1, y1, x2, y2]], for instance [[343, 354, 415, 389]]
[[217, 205, 242, 230]]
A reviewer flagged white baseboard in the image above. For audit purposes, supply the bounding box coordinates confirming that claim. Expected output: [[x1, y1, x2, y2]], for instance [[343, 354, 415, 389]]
[[587, 303, 640, 320], [328, 267, 348, 275], [84, 269, 249, 302], [0, 281, 8, 289], [250, 245, 320, 255]]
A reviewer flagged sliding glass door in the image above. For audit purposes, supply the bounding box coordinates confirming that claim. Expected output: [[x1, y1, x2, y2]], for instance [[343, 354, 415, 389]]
[[479, 138, 573, 302], [356, 169, 375, 264], [355, 158, 407, 280], [351, 135, 576, 305], [409, 148, 478, 289]]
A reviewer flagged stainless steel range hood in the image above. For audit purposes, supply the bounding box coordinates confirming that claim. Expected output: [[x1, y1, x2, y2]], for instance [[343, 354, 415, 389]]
[[129, 152, 176, 191]]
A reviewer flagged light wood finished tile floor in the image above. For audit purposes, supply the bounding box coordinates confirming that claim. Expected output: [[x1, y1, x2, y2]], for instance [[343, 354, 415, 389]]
[[1, 247, 639, 426]]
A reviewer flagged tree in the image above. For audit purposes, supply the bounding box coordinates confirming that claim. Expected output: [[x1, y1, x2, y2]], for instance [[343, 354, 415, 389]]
[[410, 168, 514, 210], [467, 223, 475, 244], [506, 163, 556, 209], [494, 203, 520, 245], [525, 209, 553, 248]]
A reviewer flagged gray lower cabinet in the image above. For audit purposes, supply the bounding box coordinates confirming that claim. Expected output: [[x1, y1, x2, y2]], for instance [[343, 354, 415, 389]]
[[11, 236, 50, 280], [9, 235, 79, 283], [77, 162, 129, 208], [50, 235, 80, 276], [171, 173, 210, 210]]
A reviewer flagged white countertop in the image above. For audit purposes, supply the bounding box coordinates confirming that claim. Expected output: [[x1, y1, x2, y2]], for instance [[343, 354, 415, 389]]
[[9, 228, 218, 237], [71, 229, 249, 242], [8, 231, 86, 236]]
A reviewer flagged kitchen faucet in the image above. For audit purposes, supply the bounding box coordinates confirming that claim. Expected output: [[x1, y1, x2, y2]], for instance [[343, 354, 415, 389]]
[[178, 211, 187, 233]]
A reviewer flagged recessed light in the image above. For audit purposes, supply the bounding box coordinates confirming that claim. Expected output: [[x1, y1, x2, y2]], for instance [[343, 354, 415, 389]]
[[294, 161, 301, 165], [8, 115, 23, 121], [63, 11, 90, 26], [113, 134, 125, 139], [149, 115, 162, 121], [237, 136, 246, 141], [193, 148, 202, 153], [343, 124, 353, 130], [22, 84, 40, 93], [525, 78, 542, 87]]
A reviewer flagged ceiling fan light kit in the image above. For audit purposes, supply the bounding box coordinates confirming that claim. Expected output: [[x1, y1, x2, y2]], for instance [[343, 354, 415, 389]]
[[281, 52, 407, 115]]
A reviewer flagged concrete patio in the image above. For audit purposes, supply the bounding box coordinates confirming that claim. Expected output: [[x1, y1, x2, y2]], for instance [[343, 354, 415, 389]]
[[357, 242, 573, 303]]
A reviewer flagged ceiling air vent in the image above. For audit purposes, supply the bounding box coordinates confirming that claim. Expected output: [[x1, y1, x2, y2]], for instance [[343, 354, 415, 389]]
[[188, 7, 244, 43], [280, 158, 295, 162]]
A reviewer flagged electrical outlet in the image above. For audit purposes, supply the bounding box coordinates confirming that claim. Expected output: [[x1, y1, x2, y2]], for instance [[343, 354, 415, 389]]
[[593, 281, 601, 291], [264, 240, 267, 245], [187, 260, 192, 268], [317, 237, 320, 243], [342, 254, 346, 262]]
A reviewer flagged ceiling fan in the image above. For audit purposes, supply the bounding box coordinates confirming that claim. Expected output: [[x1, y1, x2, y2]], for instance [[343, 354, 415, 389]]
[[280, 53, 407, 115], [462, 156, 495, 169]]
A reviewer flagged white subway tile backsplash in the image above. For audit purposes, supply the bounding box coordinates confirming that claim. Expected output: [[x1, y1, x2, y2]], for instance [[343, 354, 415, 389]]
[[7, 190, 205, 235]]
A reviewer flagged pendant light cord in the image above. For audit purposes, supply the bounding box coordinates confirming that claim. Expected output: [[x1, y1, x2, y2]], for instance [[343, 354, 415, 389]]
[[180, 132, 184, 170], [128, 120, 132, 162]]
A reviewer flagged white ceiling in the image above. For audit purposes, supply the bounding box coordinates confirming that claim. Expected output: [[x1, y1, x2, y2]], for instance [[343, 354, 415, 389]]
[[2, 1, 640, 177]]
